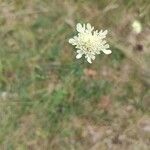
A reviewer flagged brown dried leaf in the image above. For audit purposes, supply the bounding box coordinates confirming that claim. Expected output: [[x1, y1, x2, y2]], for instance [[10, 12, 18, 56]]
[[84, 68, 97, 78], [99, 96, 112, 111]]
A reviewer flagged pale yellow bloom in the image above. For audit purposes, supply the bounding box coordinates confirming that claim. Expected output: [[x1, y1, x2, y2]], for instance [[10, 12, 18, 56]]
[[132, 20, 142, 34], [69, 23, 111, 63]]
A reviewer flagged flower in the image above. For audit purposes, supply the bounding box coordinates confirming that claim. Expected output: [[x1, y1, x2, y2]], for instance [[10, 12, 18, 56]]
[[132, 20, 142, 34], [69, 23, 112, 63]]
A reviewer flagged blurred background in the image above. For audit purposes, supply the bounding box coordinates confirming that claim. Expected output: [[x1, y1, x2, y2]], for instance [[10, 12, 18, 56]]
[[0, 0, 150, 149]]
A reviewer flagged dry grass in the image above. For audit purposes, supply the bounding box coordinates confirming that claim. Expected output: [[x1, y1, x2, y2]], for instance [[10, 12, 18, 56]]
[[0, 0, 150, 149]]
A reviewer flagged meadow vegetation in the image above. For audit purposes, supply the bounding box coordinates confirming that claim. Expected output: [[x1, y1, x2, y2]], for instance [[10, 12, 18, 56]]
[[0, 0, 150, 149]]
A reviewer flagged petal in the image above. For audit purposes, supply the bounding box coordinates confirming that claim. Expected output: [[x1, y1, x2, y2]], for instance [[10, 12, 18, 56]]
[[77, 50, 84, 54], [74, 36, 78, 41], [87, 57, 92, 63], [96, 51, 100, 54], [68, 38, 76, 45], [104, 44, 110, 49], [98, 30, 108, 39], [102, 49, 112, 55], [76, 53, 83, 59], [102, 30, 108, 35], [94, 30, 98, 35], [91, 55, 96, 60], [87, 23, 94, 31], [101, 40, 107, 45], [87, 23, 91, 29], [76, 23, 85, 33]]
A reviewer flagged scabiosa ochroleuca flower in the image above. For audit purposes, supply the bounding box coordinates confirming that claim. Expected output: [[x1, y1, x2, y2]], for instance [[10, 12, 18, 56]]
[[69, 23, 112, 63]]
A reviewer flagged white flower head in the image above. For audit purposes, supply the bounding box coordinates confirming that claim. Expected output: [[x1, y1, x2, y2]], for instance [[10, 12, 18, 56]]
[[69, 23, 112, 63], [132, 20, 142, 34]]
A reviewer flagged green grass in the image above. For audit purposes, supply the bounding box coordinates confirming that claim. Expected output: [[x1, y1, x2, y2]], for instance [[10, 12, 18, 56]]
[[0, 0, 150, 149]]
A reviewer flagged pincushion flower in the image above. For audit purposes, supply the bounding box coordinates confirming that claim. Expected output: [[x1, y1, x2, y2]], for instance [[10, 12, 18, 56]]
[[132, 20, 142, 34], [69, 23, 112, 63]]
